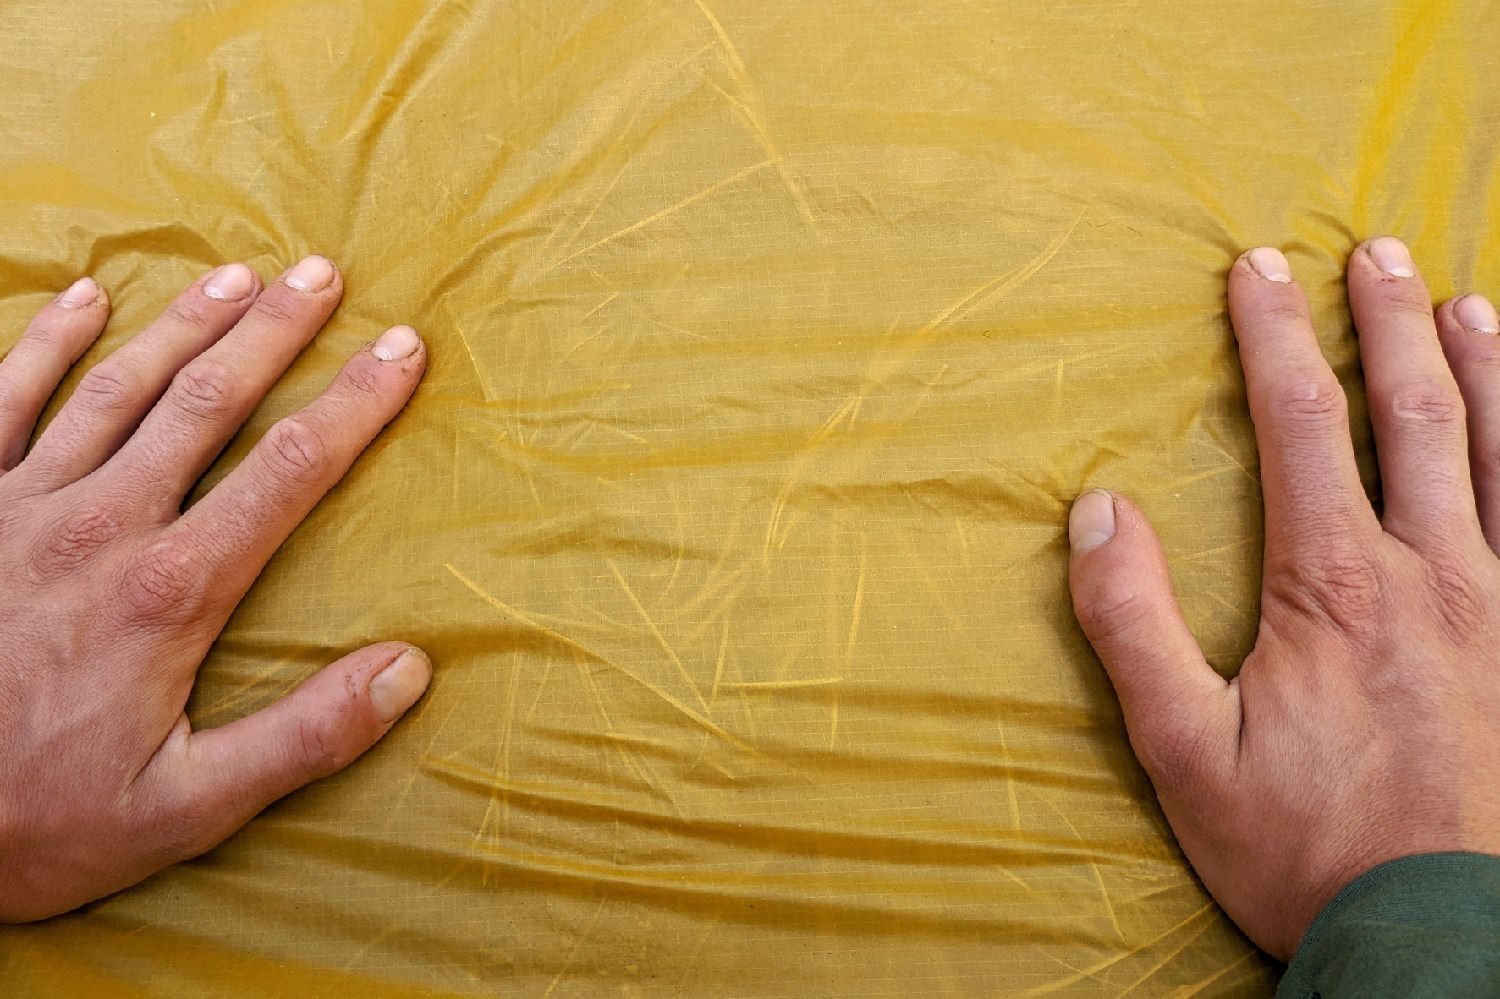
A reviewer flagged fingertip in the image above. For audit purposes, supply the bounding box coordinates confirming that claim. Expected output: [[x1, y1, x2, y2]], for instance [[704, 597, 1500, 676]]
[[369, 646, 432, 724], [1068, 491, 1174, 597], [202, 262, 260, 303], [371, 324, 423, 364], [1069, 489, 1117, 554], [1446, 293, 1499, 336], [1358, 235, 1418, 280], [56, 276, 105, 310], [282, 254, 339, 295], [1238, 246, 1294, 284], [1227, 247, 1317, 353]]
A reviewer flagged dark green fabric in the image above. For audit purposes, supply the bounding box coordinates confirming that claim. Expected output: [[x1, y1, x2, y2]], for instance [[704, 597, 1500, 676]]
[[1278, 852, 1500, 998]]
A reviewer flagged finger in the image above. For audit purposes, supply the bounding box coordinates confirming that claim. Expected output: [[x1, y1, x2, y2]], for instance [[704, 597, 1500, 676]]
[[1347, 237, 1478, 551], [1068, 490, 1236, 787], [19, 263, 262, 492], [1436, 293, 1500, 554], [150, 644, 430, 860], [1228, 248, 1376, 558], [175, 325, 425, 603], [102, 255, 344, 512], [0, 278, 110, 471]]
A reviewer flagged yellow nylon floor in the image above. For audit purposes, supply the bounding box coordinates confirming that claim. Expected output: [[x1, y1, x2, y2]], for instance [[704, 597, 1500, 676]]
[[2, 1, 1497, 995]]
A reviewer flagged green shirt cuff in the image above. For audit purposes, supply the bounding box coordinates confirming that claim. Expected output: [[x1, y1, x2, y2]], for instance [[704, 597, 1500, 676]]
[[1278, 851, 1500, 998]]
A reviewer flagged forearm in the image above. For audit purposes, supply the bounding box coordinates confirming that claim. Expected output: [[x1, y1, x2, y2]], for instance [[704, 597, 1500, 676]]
[[1278, 853, 1500, 998]]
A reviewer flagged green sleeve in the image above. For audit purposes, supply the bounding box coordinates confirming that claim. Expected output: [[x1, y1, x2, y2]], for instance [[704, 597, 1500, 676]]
[[1277, 852, 1500, 998]]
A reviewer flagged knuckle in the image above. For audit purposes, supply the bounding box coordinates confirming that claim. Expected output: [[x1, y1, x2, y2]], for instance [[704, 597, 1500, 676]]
[[293, 711, 350, 782], [1252, 299, 1312, 328], [168, 360, 240, 423], [1375, 293, 1437, 324], [1382, 381, 1463, 428], [1274, 377, 1346, 426], [1456, 346, 1500, 375], [1424, 560, 1489, 642], [1266, 548, 1390, 631], [163, 300, 213, 333], [340, 359, 384, 399], [1136, 716, 1222, 791], [1076, 581, 1156, 651], [117, 536, 210, 626], [75, 363, 140, 414], [248, 295, 299, 330], [19, 320, 62, 352], [28, 505, 121, 578], [262, 417, 328, 487], [153, 796, 225, 861]]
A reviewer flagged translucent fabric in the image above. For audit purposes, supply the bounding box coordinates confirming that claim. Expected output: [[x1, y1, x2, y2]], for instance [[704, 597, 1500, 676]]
[[1, 1, 1497, 994]]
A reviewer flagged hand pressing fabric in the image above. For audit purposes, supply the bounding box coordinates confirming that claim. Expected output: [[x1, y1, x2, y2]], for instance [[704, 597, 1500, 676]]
[[0, 257, 430, 922], [1069, 238, 1500, 983], [7, 238, 1499, 996]]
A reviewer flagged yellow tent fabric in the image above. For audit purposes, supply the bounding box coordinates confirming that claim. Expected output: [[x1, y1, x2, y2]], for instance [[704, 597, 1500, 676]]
[[2, 1, 1497, 994]]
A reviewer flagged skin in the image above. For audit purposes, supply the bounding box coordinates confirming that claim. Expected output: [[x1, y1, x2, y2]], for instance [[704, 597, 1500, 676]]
[[0, 256, 431, 922], [1069, 237, 1500, 960], [1, 239, 1497, 968]]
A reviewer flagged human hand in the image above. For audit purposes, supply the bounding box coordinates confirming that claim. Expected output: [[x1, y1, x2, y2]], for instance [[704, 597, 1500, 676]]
[[1067, 238, 1500, 960], [0, 257, 432, 922]]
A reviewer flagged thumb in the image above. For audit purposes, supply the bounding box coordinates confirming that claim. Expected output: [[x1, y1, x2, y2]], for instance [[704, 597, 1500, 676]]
[[151, 643, 431, 858], [1068, 489, 1235, 784]]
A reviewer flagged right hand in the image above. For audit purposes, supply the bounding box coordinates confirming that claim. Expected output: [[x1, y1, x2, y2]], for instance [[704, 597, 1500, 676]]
[[1066, 238, 1500, 960]]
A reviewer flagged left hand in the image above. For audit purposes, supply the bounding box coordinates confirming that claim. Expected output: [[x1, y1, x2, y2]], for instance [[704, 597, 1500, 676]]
[[0, 256, 431, 922]]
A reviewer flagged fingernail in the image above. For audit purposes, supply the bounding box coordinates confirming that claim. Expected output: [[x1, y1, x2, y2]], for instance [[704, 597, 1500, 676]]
[[284, 254, 335, 293], [1454, 294, 1499, 335], [372, 324, 420, 361], [1367, 236, 1416, 278], [204, 263, 256, 302], [58, 276, 100, 308], [1069, 489, 1117, 553], [1246, 247, 1293, 283], [370, 648, 432, 724]]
